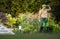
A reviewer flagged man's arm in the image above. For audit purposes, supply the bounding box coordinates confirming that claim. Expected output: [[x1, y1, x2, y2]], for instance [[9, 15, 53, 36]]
[[47, 5, 51, 11], [38, 10, 42, 19]]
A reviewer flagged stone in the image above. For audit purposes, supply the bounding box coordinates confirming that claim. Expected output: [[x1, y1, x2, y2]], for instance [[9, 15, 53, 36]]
[[0, 24, 15, 35]]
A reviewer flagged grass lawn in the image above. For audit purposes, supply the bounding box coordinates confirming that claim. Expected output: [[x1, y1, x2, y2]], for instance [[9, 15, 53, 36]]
[[0, 32, 60, 39]]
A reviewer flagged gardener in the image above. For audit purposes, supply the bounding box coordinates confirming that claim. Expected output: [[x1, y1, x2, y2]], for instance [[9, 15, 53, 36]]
[[38, 4, 51, 32]]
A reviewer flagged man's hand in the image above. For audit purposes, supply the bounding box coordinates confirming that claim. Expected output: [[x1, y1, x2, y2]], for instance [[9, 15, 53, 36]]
[[47, 5, 51, 11]]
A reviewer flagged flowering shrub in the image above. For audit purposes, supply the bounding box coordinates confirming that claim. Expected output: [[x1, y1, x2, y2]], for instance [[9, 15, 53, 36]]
[[6, 14, 17, 28]]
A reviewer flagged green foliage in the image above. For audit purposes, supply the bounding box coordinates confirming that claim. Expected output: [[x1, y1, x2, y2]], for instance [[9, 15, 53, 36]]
[[19, 14, 27, 27], [49, 17, 60, 32], [16, 13, 39, 33], [32, 19, 40, 30], [13, 28, 18, 32], [22, 27, 31, 33], [15, 13, 60, 33], [22, 25, 35, 33], [0, 0, 60, 33], [33, 29, 38, 33], [53, 24, 60, 32], [6, 14, 17, 28], [1, 0, 60, 16]]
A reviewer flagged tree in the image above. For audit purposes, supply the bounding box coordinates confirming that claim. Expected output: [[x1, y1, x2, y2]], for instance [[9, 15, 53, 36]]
[[0, 0, 60, 23]]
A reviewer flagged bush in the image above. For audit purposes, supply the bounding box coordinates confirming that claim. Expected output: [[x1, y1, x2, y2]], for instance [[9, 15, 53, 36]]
[[6, 14, 17, 28], [33, 29, 38, 33], [49, 17, 60, 32], [12, 28, 18, 32], [53, 24, 60, 32], [22, 27, 31, 33], [32, 19, 40, 30], [22, 25, 34, 33]]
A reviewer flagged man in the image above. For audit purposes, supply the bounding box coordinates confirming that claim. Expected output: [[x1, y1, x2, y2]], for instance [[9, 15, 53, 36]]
[[38, 4, 51, 32]]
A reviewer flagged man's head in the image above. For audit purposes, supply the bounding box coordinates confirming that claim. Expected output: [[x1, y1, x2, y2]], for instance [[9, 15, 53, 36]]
[[42, 4, 50, 9], [42, 4, 47, 9]]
